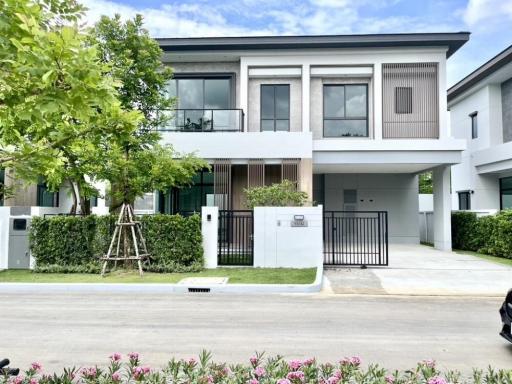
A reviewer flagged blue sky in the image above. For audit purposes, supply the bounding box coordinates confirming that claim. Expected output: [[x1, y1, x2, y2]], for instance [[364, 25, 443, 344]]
[[81, 0, 512, 86]]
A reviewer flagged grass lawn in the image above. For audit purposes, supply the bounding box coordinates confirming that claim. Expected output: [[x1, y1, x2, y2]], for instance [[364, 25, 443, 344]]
[[0, 268, 317, 284], [454, 249, 512, 267]]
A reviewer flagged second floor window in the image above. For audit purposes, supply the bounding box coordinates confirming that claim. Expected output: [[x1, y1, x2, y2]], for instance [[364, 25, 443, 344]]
[[470, 112, 478, 139], [261, 84, 290, 131], [323, 84, 368, 137]]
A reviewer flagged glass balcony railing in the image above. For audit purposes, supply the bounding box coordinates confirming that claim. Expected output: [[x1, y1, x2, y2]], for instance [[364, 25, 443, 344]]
[[159, 109, 244, 132]]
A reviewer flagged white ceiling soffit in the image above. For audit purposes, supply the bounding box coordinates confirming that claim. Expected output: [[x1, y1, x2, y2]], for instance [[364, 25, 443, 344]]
[[311, 66, 373, 78], [248, 67, 302, 78]]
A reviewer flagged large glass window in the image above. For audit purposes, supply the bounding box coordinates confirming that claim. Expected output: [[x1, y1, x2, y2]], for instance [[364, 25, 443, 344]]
[[500, 177, 512, 210], [157, 170, 213, 215], [37, 181, 59, 207], [323, 84, 368, 137], [166, 77, 232, 131], [261, 84, 290, 131]]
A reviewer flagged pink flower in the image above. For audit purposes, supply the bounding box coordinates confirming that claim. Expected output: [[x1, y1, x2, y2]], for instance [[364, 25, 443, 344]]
[[340, 358, 351, 366], [286, 371, 305, 381], [112, 371, 122, 382], [350, 356, 361, 367], [333, 370, 342, 379], [110, 353, 122, 362], [254, 367, 266, 377], [250, 356, 258, 367], [422, 359, 436, 369], [302, 358, 315, 367], [142, 366, 151, 374], [288, 360, 302, 370], [428, 377, 447, 384], [11, 376, 23, 384], [132, 366, 144, 379], [81, 367, 97, 378], [29, 379, 38, 384], [128, 352, 139, 361], [385, 375, 395, 384], [327, 377, 340, 384], [188, 357, 197, 365], [277, 379, 292, 384], [207, 375, 214, 384], [31, 362, 42, 372], [248, 380, 259, 384]]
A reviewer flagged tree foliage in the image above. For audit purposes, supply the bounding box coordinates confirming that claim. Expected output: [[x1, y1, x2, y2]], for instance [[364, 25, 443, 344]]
[[244, 180, 309, 209], [419, 172, 433, 194]]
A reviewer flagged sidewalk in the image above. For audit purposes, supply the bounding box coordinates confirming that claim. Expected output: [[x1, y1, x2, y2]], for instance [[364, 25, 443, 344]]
[[323, 244, 512, 296]]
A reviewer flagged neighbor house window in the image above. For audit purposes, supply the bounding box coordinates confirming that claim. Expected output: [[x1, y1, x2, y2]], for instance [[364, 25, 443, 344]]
[[470, 112, 478, 139], [323, 84, 368, 137], [500, 177, 512, 210], [395, 87, 413, 114], [37, 181, 59, 207], [458, 191, 471, 211], [261, 84, 290, 131]]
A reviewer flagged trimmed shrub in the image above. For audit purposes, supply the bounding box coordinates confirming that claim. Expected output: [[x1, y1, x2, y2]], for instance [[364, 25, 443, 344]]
[[245, 179, 309, 208], [30, 214, 203, 273], [451, 210, 512, 259]]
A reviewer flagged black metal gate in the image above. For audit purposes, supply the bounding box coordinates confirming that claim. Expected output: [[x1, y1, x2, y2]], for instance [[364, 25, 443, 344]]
[[323, 211, 388, 266], [218, 210, 254, 266]]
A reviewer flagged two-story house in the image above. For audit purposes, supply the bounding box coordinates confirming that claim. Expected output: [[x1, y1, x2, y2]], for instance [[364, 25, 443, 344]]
[[449, 44, 512, 212], [155, 32, 468, 251], [1, 32, 469, 254]]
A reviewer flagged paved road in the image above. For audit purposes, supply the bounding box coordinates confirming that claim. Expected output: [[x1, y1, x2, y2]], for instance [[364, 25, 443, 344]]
[[1, 291, 511, 373]]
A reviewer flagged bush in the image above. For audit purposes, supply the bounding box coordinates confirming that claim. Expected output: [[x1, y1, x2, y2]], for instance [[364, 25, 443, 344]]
[[4, 352, 511, 384], [30, 214, 203, 273], [451, 210, 512, 259], [245, 179, 309, 208]]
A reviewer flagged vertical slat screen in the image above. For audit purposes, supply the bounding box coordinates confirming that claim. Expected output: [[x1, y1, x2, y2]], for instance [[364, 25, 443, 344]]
[[247, 160, 265, 189], [213, 159, 231, 209], [382, 63, 439, 138], [281, 159, 300, 189]]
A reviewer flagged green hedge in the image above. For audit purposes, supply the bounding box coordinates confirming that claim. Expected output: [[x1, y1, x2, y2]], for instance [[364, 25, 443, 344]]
[[30, 214, 203, 273], [451, 210, 512, 259]]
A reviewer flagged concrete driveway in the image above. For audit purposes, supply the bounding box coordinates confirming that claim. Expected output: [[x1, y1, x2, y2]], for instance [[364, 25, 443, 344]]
[[324, 244, 512, 296], [0, 291, 511, 373]]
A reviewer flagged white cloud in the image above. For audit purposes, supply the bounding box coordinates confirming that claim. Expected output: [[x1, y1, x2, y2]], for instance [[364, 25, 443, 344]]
[[461, 0, 512, 27]]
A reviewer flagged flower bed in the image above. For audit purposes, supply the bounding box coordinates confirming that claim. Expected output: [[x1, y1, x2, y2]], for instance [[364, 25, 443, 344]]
[[2, 352, 511, 384]]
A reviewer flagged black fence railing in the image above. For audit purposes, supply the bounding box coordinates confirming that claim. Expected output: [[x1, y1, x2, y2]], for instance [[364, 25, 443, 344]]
[[323, 211, 388, 266], [158, 109, 244, 132], [218, 210, 253, 266]]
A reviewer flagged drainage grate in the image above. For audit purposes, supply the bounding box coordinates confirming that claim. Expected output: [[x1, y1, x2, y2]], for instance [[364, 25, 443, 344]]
[[188, 287, 211, 293]]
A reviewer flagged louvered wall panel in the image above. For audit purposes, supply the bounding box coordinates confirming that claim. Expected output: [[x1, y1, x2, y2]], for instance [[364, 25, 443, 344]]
[[382, 63, 439, 139], [282, 159, 300, 190], [247, 160, 265, 189], [213, 159, 231, 209]]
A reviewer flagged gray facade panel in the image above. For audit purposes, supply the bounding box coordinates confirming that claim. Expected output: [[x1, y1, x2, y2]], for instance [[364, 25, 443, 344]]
[[501, 77, 512, 143]]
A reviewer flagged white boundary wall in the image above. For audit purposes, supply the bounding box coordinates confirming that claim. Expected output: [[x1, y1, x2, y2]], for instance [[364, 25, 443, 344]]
[[253, 206, 323, 268]]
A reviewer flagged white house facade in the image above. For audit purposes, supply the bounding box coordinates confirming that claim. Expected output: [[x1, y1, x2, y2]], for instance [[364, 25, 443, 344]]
[[1, 33, 470, 261], [448, 45, 512, 212]]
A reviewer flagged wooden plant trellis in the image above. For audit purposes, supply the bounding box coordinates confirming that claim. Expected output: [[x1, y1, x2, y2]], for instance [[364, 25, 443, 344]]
[[101, 203, 149, 277]]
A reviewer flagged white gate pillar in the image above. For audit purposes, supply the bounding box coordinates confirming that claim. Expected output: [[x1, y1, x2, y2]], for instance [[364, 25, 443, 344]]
[[201, 206, 218, 268], [433, 165, 452, 251]]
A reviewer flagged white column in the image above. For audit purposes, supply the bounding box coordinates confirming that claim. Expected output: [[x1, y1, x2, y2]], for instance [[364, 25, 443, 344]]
[[373, 63, 383, 140], [438, 58, 448, 139], [240, 59, 249, 132], [201, 206, 218, 268], [433, 165, 452, 251], [302, 64, 310, 132]]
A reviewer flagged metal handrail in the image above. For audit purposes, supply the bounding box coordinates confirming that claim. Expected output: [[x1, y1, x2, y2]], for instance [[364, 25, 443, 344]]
[[158, 108, 244, 132]]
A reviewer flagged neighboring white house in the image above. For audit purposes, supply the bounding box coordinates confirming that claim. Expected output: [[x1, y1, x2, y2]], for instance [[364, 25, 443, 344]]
[[448, 44, 512, 212], [1, 33, 470, 253]]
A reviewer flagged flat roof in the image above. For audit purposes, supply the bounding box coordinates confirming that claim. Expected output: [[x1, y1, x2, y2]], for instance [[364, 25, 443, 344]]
[[157, 32, 470, 58], [448, 44, 512, 103]]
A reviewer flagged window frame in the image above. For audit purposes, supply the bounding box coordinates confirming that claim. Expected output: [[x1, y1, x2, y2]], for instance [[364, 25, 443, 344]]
[[260, 84, 291, 132], [171, 74, 235, 110], [457, 191, 471, 211], [470, 111, 478, 139], [500, 177, 512, 210], [36, 181, 59, 207], [395, 86, 413, 114], [323, 83, 369, 138]]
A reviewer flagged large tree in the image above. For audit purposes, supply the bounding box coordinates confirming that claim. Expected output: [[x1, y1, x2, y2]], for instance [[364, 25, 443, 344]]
[[0, 0, 140, 194], [89, 14, 207, 211]]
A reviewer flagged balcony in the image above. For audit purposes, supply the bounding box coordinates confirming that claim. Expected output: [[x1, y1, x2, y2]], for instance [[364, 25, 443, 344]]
[[159, 109, 244, 132]]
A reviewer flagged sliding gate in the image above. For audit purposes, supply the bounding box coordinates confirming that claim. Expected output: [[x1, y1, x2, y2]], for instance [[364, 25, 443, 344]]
[[218, 210, 254, 266], [323, 211, 388, 266]]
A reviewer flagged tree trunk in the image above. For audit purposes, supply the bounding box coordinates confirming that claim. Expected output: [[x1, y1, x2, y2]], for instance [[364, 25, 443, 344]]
[[76, 176, 91, 216], [68, 179, 78, 215]]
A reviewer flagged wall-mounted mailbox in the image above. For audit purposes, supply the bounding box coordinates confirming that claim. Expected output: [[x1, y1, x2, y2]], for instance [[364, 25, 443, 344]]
[[291, 214, 307, 227]]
